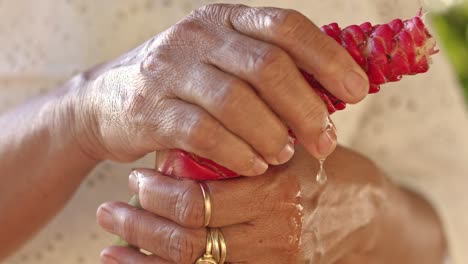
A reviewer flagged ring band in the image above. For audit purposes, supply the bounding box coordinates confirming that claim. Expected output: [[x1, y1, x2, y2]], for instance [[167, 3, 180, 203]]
[[210, 228, 220, 262], [211, 228, 227, 264], [196, 228, 227, 264], [205, 230, 213, 257], [199, 182, 212, 227], [217, 229, 227, 264], [195, 230, 217, 264]]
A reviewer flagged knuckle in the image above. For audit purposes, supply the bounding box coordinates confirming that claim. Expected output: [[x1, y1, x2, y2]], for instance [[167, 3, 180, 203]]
[[152, 16, 208, 58], [314, 39, 349, 75], [161, 18, 207, 50], [264, 9, 307, 38], [296, 102, 328, 135], [173, 18, 205, 37], [119, 209, 139, 243], [186, 112, 222, 153], [236, 154, 259, 174], [140, 37, 166, 72], [175, 183, 205, 227], [249, 45, 288, 77], [138, 182, 158, 211], [190, 3, 220, 17], [141, 23, 200, 75], [215, 78, 248, 118], [190, 3, 233, 24], [168, 229, 193, 263], [261, 129, 290, 157], [168, 228, 202, 264]]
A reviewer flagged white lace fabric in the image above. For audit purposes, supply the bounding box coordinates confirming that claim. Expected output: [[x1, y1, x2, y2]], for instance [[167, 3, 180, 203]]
[[1, 1, 467, 263]]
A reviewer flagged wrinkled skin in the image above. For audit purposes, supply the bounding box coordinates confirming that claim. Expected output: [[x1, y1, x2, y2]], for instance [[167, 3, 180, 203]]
[[73, 4, 370, 177], [96, 145, 427, 264]]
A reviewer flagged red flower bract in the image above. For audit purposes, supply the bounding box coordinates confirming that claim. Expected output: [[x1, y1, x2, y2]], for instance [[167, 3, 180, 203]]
[[306, 14, 438, 113]]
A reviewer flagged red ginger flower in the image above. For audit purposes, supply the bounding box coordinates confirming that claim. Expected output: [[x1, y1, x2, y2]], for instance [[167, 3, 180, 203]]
[[306, 14, 438, 113]]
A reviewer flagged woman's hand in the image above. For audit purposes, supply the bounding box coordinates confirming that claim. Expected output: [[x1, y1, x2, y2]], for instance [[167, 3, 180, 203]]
[[70, 4, 368, 175], [96, 146, 448, 264]]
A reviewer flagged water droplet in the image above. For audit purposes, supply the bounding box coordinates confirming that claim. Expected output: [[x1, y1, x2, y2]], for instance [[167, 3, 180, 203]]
[[316, 159, 328, 185]]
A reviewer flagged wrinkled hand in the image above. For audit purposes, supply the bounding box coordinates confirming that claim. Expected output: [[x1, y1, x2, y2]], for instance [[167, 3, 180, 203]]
[[96, 146, 388, 264], [71, 4, 368, 176]]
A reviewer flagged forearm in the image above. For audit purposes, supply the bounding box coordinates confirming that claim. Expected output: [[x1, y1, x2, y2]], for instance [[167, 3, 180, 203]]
[[0, 82, 98, 260], [366, 182, 447, 264]]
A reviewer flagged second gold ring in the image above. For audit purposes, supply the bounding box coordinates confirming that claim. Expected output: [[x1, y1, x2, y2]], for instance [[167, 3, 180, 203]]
[[210, 228, 227, 264], [199, 182, 212, 227]]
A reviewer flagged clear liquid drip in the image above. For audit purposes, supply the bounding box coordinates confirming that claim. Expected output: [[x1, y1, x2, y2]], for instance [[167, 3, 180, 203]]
[[316, 159, 328, 185]]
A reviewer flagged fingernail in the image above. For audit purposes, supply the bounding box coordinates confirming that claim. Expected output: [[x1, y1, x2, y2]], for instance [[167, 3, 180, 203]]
[[97, 205, 114, 232], [327, 116, 337, 133], [317, 122, 337, 158], [344, 70, 368, 100], [251, 156, 269, 175], [101, 252, 119, 264], [273, 139, 296, 165], [128, 171, 141, 193], [129, 170, 151, 194]]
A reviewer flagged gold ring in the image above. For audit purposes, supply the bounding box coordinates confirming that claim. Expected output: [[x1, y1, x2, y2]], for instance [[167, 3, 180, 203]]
[[210, 228, 220, 262], [218, 229, 227, 264], [199, 182, 212, 227], [195, 230, 217, 264]]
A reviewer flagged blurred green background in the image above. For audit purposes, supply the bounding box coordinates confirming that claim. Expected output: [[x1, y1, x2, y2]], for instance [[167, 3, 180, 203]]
[[430, 0, 468, 101]]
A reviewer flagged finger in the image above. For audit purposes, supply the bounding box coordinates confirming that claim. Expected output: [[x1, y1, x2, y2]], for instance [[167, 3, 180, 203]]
[[175, 64, 294, 165], [128, 168, 296, 228], [101, 246, 173, 264], [96, 202, 205, 264], [204, 29, 337, 158], [100, 217, 288, 264], [98, 204, 276, 264], [228, 5, 369, 103], [148, 98, 268, 176]]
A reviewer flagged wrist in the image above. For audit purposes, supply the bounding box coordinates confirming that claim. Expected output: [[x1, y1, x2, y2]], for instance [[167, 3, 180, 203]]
[[56, 74, 105, 163], [364, 178, 401, 253], [363, 180, 447, 264], [347, 173, 393, 257], [60, 45, 149, 162]]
